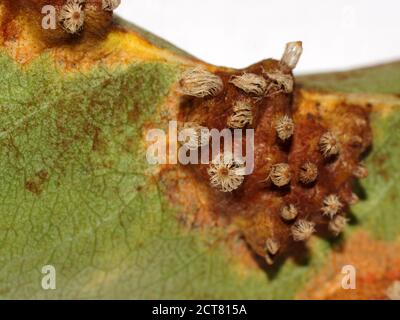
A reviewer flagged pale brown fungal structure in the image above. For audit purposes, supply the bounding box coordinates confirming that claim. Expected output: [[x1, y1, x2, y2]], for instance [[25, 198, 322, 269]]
[[299, 161, 318, 184], [322, 194, 343, 219], [179, 122, 210, 150], [264, 239, 280, 265], [280, 204, 298, 221], [328, 215, 348, 236], [280, 41, 303, 70], [349, 193, 360, 205], [265, 71, 294, 94], [230, 73, 267, 96], [179, 67, 223, 98], [265, 238, 280, 255], [264, 255, 274, 266], [170, 42, 373, 264], [59, 0, 86, 34], [319, 131, 341, 158], [291, 220, 316, 242], [227, 100, 253, 129], [102, 0, 121, 11], [208, 152, 246, 193], [386, 281, 400, 300], [269, 163, 291, 187], [353, 164, 369, 179], [275, 115, 295, 141]]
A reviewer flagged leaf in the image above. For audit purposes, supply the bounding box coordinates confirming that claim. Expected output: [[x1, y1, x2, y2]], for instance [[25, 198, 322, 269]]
[[1, 35, 399, 299], [299, 64, 400, 240], [298, 62, 400, 94]]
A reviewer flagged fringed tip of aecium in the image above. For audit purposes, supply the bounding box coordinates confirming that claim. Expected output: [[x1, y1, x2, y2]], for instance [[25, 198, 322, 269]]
[[281, 41, 303, 70], [208, 152, 246, 193], [292, 220, 316, 242], [179, 67, 224, 98], [227, 100, 254, 129], [176, 39, 372, 265], [264, 238, 280, 265]]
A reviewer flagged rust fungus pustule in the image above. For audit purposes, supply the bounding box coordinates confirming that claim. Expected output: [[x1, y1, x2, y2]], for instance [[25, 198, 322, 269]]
[[299, 161, 318, 184], [227, 100, 254, 129], [2, 0, 117, 47], [269, 163, 292, 187], [275, 115, 295, 141], [59, 1, 85, 34], [176, 44, 373, 264]]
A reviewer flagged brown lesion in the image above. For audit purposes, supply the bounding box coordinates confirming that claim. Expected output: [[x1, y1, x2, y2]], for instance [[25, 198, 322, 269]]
[[163, 59, 373, 265]]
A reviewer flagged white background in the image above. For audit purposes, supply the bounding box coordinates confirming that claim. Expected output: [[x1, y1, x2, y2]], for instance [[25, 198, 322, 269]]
[[115, 0, 400, 74]]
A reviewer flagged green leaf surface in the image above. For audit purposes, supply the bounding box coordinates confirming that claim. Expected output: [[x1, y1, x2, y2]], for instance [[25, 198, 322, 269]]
[[0, 52, 399, 299], [298, 61, 400, 94]]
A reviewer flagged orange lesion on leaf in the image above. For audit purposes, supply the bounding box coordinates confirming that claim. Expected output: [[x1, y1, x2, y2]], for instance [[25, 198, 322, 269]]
[[1, 0, 198, 70], [297, 231, 400, 300]]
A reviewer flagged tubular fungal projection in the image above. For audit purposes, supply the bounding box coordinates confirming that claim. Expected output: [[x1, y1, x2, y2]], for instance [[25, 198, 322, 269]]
[[319, 131, 341, 158], [299, 161, 318, 184], [275, 115, 295, 141], [269, 163, 291, 187], [179, 122, 210, 150], [350, 193, 360, 205], [322, 194, 343, 219], [353, 165, 369, 179], [265, 71, 294, 94], [264, 239, 280, 265], [179, 67, 223, 98], [230, 73, 268, 96], [280, 204, 298, 222], [280, 41, 303, 70], [265, 238, 280, 255], [329, 215, 348, 236], [227, 100, 253, 129], [292, 220, 316, 242]]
